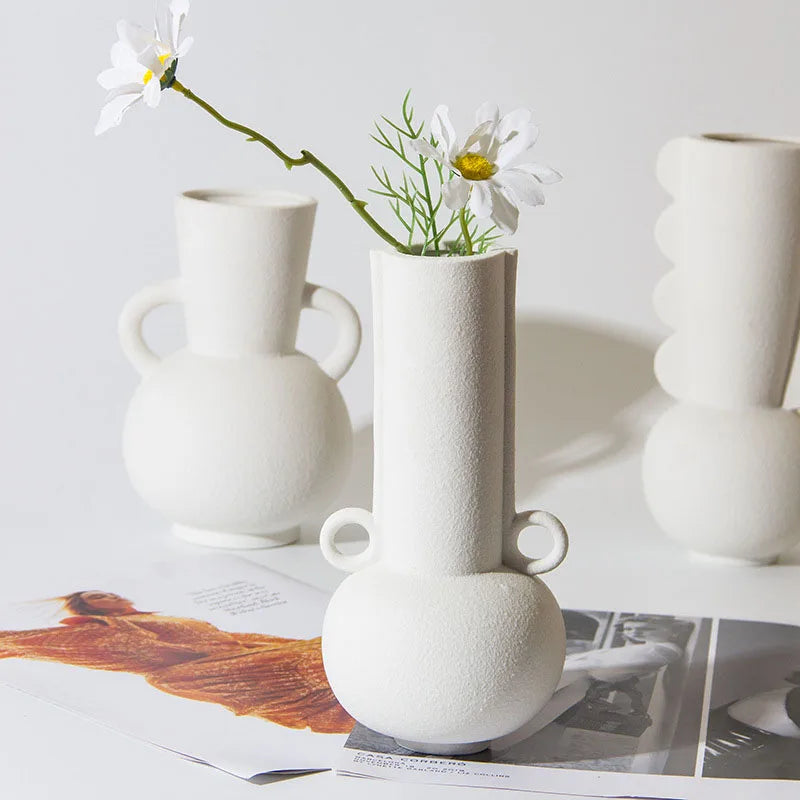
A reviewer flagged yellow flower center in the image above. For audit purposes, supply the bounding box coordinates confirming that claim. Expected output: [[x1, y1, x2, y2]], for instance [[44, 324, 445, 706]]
[[453, 152, 495, 181], [143, 53, 172, 84]]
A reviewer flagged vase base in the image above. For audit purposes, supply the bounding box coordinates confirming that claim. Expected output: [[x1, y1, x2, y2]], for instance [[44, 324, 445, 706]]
[[689, 550, 778, 567], [394, 738, 490, 756], [173, 524, 300, 550]]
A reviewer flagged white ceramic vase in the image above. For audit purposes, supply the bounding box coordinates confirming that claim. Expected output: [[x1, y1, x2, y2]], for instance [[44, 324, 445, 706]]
[[120, 189, 361, 549], [320, 249, 569, 754], [644, 135, 800, 564]]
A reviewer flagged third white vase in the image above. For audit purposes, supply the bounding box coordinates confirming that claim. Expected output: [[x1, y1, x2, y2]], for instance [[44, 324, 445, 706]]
[[644, 135, 800, 564], [320, 249, 569, 754]]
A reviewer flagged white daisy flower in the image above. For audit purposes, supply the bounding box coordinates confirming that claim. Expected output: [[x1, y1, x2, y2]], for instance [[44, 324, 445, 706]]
[[411, 103, 562, 234], [95, 0, 193, 136]]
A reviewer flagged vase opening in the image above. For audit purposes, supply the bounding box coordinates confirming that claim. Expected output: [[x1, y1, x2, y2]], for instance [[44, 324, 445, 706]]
[[181, 188, 317, 209], [700, 133, 800, 149], [373, 246, 513, 262]]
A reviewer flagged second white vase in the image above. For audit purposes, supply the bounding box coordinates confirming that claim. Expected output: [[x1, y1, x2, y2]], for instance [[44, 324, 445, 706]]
[[120, 189, 361, 548], [320, 249, 568, 754]]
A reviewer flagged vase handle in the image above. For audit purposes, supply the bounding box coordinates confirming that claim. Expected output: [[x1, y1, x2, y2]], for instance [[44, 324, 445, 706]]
[[503, 510, 569, 576], [118, 279, 183, 376], [320, 507, 376, 572], [302, 283, 361, 382]]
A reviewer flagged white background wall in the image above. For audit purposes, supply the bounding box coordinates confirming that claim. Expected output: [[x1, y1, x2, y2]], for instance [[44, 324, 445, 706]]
[[1, 0, 799, 539]]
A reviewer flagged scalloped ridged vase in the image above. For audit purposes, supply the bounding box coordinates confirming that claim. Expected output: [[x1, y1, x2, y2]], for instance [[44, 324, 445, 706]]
[[644, 135, 800, 564]]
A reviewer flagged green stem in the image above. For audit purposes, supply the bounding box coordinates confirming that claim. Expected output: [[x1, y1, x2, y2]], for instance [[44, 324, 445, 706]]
[[459, 207, 474, 256], [418, 155, 440, 256], [433, 211, 459, 246], [171, 81, 411, 255]]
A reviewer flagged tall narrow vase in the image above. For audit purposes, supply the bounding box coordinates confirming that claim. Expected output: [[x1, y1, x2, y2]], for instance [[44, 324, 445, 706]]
[[644, 135, 800, 564], [320, 249, 569, 754], [120, 189, 361, 548]]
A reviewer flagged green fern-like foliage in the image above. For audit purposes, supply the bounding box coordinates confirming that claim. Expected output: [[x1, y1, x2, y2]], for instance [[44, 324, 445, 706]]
[[369, 92, 502, 256]]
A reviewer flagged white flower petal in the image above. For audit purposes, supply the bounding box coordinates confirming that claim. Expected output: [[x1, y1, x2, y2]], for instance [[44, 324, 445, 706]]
[[442, 176, 470, 210], [143, 77, 162, 108], [171, 0, 191, 17], [98, 66, 145, 90], [431, 105, 457, 159], [103, 83, 146, 103], [468, 181, 493, 218], [462, 120, 495, 152], [475, 103, 500, 154], [515, 162, 563, 184], [494, 170, 546, 206], [495, 123, 539, 169], [171, 0, 191, 48], [155, 2, 172, 48], [95, 93, 141, 136], [475, 102, 499, 128], [110, 40, 138, 68], [410, 137, 445, 163], [154, 40, 173, 59], [488, 185, 520, 234], [117, 20, 154, 54], [97, 67, 126, 90], [139, 47, 165, 76], [486, 136, 502, 162], [497, 108, 533, 142], [175, 36, 194, 58]]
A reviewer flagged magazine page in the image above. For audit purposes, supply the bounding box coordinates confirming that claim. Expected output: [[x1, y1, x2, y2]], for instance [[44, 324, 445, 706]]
[[0, 554, 352, 779], [338, 610, 800, 799]]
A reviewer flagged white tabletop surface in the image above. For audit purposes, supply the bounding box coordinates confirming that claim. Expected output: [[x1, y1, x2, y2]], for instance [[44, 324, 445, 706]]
[[2, 380, 799, 800]]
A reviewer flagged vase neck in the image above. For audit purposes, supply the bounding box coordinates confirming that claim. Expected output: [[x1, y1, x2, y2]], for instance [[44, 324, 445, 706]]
[[660, 137, 800, 408], [371, 250, 518, 575], [175, 191, 317, 358]]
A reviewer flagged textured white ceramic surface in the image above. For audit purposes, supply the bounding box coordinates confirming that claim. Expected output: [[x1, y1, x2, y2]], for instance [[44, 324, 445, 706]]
[[320, 250, 568, 753], [120, 190, 361, 548], [646, 136, 800, 562], [654, 135, 800, 408], [643, 404, 800, 563]]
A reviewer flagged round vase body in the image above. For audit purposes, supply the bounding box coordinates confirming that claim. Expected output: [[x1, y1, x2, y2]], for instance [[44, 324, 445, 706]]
[[643, 403, 800, 563], [322, 565, 566, 747], [124, 349, 352, 542]]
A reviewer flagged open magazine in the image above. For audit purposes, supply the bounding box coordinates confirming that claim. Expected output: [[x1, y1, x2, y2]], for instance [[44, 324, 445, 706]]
[[0, 555, 351, 779], [1, 555, 799, 798], [338, 610, 800, 799]]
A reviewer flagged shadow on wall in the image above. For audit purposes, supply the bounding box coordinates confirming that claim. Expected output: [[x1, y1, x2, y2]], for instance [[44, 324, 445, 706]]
[[302, 315, 656, 544], [515, 314, 657, 498], [300, 424, 374, 545]]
